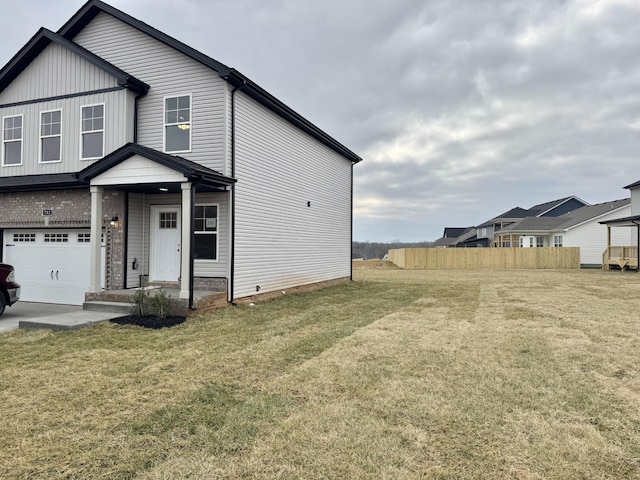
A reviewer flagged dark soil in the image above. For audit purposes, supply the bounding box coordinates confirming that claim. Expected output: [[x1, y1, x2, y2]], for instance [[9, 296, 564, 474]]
[[110, 315, 186, 329]]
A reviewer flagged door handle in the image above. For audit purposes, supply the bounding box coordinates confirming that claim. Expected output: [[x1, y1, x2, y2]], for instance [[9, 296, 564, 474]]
[[56, 270, 59, 280], [51, 270, 54, 280]]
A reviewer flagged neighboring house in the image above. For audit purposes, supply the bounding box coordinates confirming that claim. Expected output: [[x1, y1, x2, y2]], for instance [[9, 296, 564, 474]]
[[494, 199, 632, 266], [437, 196, 590, 248], [432, 227, 474, 248], [0, 0, 361, 306], [599, 181, 640, 270]]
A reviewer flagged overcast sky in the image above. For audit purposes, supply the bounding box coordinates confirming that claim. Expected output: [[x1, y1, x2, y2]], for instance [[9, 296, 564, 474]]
[[2, 0, 640, 241]]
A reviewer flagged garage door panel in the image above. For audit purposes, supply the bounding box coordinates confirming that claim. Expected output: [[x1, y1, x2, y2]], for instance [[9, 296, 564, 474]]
[[3, 230, 104, 306]]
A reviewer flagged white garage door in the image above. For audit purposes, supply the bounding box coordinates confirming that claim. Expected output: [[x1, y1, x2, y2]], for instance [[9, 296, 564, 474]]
[[3, 230, 104, 305]]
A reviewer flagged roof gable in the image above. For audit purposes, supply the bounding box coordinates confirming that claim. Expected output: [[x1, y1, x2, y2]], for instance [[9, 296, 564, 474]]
[[78, 143, 236, 188], [0, 28, 148, 97], [57, 0, 362, 164]]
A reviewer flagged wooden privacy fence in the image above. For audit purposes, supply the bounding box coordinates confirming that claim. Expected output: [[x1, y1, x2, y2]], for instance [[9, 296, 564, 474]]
[[388, 247, 580, 270]]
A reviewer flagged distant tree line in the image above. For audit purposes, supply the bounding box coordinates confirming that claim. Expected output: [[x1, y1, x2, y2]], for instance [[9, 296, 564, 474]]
[[352, 241, 434, 260]]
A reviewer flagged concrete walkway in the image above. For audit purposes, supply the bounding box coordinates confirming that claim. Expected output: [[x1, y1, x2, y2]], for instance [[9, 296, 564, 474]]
[[0, 302, 124, 333]]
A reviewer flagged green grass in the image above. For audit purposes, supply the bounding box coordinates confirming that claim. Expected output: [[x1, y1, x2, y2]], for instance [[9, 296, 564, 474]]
[[1, 267, 640, 478]]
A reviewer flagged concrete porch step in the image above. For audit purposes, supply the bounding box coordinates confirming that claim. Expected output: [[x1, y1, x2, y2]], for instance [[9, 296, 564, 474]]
[[83, 301, 132, 315]]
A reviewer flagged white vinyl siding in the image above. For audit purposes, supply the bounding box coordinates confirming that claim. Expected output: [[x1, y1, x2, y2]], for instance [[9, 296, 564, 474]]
[[0, 43, 119, 105], [73, 12, 227, 173], [233, 92, 352, 298], [126, 194, 146, 288], [0, 89, 134, 177], [563, 204, 634, 265]]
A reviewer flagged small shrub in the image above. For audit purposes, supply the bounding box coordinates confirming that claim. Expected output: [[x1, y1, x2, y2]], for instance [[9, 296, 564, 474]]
[[130, 287, 150, 317], [151, 288, 171, 320]]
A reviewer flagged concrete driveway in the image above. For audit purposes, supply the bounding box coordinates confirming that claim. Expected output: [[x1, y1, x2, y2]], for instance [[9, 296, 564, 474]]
[[0, 302, 81, 333]]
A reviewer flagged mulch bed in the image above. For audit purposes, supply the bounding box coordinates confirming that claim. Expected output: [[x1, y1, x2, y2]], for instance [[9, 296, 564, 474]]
[[110, 315, 186, 329]]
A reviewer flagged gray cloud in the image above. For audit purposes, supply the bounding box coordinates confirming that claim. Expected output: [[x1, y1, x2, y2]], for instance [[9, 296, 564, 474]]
[[2, 0, 640, 241]]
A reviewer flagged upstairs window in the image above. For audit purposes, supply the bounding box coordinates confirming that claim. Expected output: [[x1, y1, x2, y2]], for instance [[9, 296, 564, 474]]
[[40, 110, 62, 163], [194, 204, 218, 260], [164, 95, 191, 153], [81, 104, 104, 159], [2, 115, 22, 166]]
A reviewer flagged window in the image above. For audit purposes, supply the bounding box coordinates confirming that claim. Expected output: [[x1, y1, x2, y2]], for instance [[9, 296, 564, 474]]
[[159, 211, 178, 229], [13, 233, 36, 242], [81, 104, 104, 159], [44, 233, 69, 243], [194, 204, 218, 260], [78, 233, 91, 243], [2, 115, 22, 166], [40, 110, 62, 163], [536, 237, 544, 248], [554, 235, 563, 247], [164, 95, 191, 152]]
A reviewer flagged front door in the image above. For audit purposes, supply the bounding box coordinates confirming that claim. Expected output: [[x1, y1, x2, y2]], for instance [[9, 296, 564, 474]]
[[150, 205, 181, 282]]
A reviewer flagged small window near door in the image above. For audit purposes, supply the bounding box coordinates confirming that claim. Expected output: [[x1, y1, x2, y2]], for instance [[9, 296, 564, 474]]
[[194, 204, 218, 260], [159, 211, 178, 229]]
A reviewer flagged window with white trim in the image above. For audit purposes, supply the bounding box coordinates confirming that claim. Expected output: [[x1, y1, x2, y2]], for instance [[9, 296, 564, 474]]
[[78, 233, 91, 243], [40, 110, 62, 163], [536, 237, 544, 247], [194, 204, 218, 260], [3, 115, 22, 166], [554, 235, 563, 247], [164, 95, 191, 152], [81, 104, 104, 159]]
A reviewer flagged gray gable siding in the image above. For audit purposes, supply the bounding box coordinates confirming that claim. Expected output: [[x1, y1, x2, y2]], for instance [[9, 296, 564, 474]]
[[539, 197, 586, 217], [72, 12, 227, 174], [0, 42, 119, 105], [1, 89, 134, 177], [233, 91, 352, 298]]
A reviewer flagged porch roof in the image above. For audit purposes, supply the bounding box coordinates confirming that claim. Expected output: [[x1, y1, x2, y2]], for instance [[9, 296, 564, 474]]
[[77, 143, 236, 193], [599, 215, 640, 227]]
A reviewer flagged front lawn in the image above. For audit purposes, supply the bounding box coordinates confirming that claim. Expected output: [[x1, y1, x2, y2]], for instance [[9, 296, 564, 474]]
[[0, 268, 638, 478]]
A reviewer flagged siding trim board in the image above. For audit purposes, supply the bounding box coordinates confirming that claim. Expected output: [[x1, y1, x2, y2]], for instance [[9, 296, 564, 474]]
[[0, 28, 149, 96], [0, 86, 124, 109]]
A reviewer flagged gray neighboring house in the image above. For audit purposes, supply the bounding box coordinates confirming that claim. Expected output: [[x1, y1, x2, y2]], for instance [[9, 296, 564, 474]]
[[495, 199, 632, 266], [0, 0, 361, 306]]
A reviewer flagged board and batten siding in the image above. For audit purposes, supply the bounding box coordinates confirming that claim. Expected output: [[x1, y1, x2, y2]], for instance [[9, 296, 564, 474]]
[[233, 92, 352, 299], [0, 89, 134, 176], [0, 42, 119, 105], [564, 205, 634, 265], [73, 12, 228, 174]]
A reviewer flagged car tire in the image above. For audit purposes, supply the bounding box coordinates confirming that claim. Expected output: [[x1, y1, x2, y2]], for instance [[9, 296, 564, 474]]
[[0, 293, 5, 317]]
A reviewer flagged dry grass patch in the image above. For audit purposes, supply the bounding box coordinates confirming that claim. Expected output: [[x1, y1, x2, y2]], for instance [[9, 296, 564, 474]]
[[1, 269, 640, 478]]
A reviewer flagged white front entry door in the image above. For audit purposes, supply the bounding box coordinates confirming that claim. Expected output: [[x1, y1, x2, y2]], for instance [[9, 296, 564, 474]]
[[150, 206, 182, 282]]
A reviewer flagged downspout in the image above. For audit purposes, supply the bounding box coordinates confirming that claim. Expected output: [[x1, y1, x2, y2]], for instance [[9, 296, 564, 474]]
[[189, 181, 199, 309], [229, 80, 246, 304], [350, 162, 354, 281]]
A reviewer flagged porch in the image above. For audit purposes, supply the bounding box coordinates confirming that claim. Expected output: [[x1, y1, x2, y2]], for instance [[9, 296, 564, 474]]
[[84, 285, 228, 317], [602, 246, 639, 271]]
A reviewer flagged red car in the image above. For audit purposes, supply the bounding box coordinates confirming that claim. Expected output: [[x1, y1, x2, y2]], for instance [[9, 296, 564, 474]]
[[0, 263, 20, 317]]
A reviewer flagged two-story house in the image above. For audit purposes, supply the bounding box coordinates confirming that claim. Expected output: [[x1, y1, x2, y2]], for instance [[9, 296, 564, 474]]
[[0, 0, 362, 308]]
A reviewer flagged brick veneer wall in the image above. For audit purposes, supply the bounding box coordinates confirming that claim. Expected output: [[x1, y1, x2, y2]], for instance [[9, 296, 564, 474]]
[[0, 188, 126, 289]]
